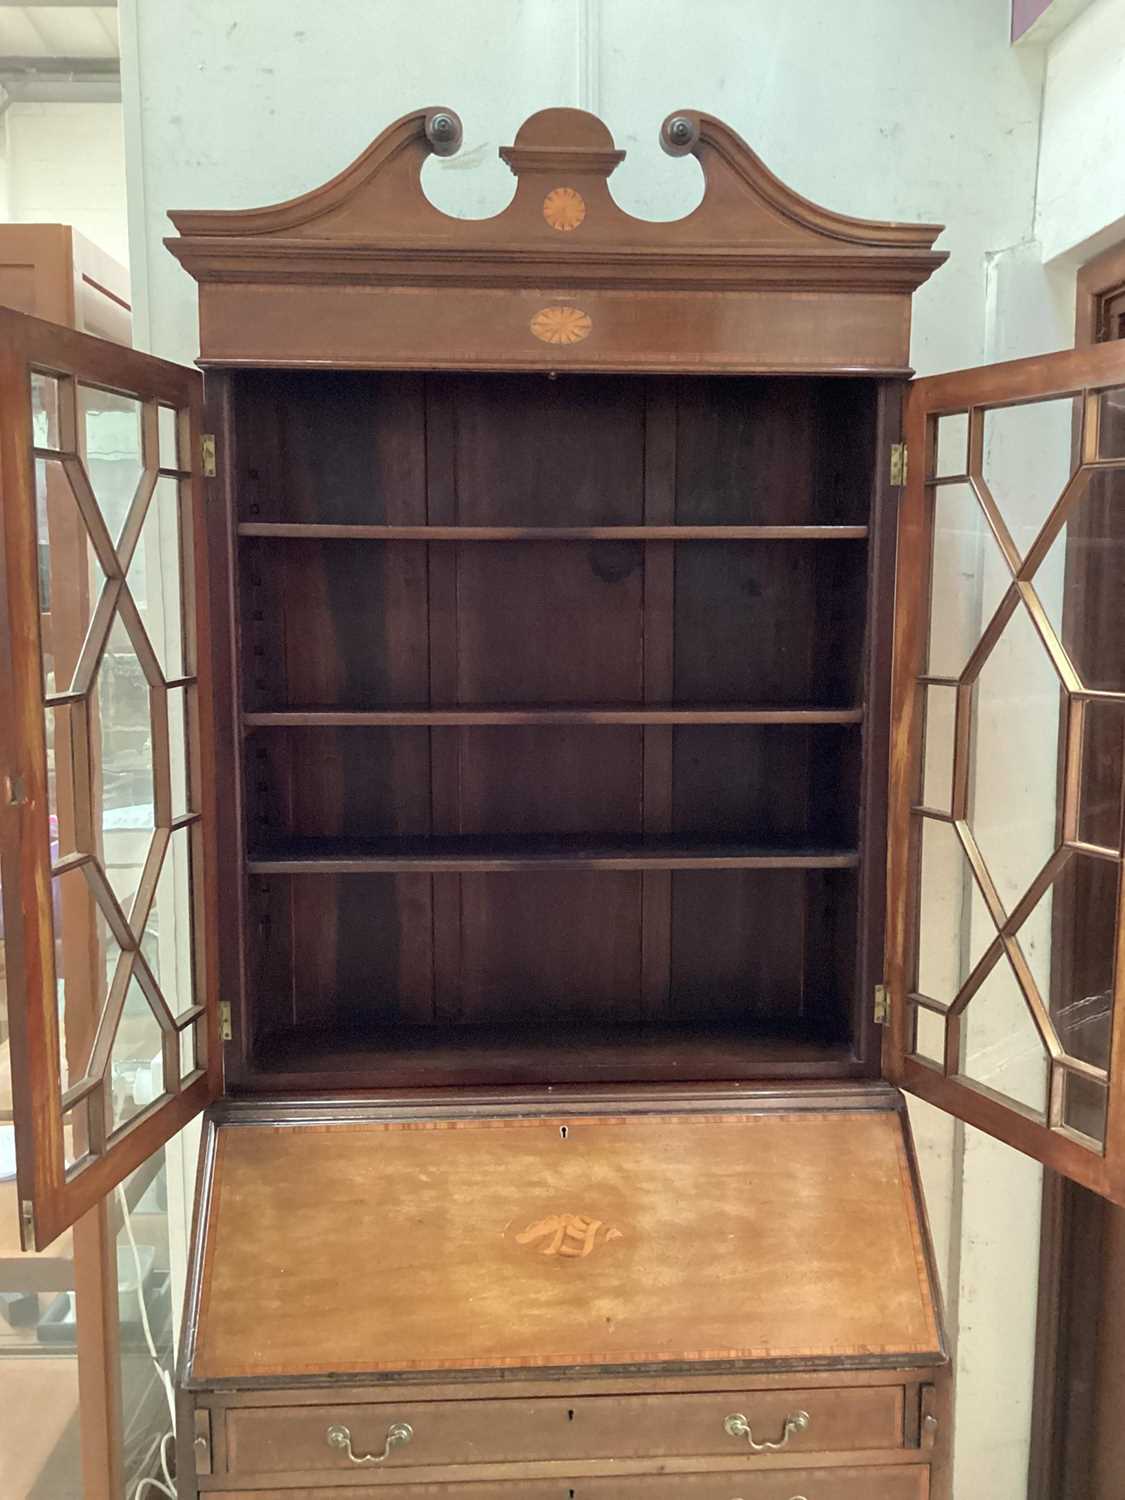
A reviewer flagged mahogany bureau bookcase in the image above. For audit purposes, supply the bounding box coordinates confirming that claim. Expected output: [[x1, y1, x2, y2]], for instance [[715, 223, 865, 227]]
[[2, 106, 1125, 1500]]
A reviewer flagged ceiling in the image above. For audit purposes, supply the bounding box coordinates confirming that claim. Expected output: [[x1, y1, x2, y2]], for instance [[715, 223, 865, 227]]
[[0, 2, 120, 104]]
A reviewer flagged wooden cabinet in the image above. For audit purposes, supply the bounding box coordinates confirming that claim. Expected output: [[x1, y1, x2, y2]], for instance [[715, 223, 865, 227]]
[[174, 1099, 946, 1495], [0, 223, 132, 345], [3, 104, 1125, 1500]]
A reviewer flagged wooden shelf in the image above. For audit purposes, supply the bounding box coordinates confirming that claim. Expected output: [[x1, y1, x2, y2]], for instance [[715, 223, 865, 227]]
[[246, 834, 861, 875], [242, 703, 865, 728], [237, 522, 869, 542], [253, 1020, 861, 1090]]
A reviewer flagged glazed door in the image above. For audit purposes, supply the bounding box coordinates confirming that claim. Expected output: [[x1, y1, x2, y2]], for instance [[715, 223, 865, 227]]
[[0, 308, 219, 1248], [886, 338, 1125, 1201]]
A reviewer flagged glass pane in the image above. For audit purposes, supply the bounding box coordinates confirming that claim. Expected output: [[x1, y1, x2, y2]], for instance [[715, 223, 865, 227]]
[[78, 384, 144, 545], [932, 412, 968, 478], [157, 404, 181, 469], [1035, 467, 1125, 692], [1078, 699, 1125, 850], [927, 482, 1009, 677], [107, 974, 166, 1135], [921, 683, 956, 812], [959, 952, 1050, 1120], [94, 613, 156, 917], [31, 370, 62, 450], [35, 455, 105, 695], [114, 1151, 176, 1497], [62, 1097, 96, 1173], [914, 816, 995, 1004], [981, 397, 1075, 558], [142, 825, 196, 1019], [911, 1002, 946, 1067], [52, 865, 121, 1096], [1017, 853, 1117, 1075], [126, 475, 185, 681], [968, 604, 1063, 910], [3, 881, 81, 1500], [168, 685, 193, 819], [0, 1036, 83, 1494], [1064, 1071, 1107, 1146], [1097, 385, 1125, 460]]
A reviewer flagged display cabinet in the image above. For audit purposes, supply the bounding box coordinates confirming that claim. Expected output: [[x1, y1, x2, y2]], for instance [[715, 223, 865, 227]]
[[3, 105, 1125, 1500]]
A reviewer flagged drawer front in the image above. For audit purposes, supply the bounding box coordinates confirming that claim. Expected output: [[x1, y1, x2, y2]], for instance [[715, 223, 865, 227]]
[[226, 1386, 904, 1474], [217, 1468, 929, 1500], [216, 1489, 572, 1500], [216, 1488, 572, 1500], [581, 1470, 929, 1499]]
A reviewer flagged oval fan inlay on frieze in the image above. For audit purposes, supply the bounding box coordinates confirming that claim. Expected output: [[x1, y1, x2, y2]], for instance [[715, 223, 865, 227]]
[[530, 305, 593, 345]]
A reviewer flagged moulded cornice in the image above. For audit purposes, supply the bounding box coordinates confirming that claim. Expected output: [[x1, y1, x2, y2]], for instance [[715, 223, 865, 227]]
[[165, 105, 946, 296]]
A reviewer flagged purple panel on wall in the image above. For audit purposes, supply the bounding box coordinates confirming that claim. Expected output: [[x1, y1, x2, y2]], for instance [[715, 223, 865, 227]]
[[1011, 0, 1054, 39]]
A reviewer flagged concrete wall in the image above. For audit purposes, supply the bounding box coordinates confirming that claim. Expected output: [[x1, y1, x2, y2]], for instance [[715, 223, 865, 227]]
[[956, 7, 1125, 1479], [120, 0, 1044, 375], [0, 102, 130, 267], [1035, 0, 1125, 264], [1012, 0, 1100, 42]]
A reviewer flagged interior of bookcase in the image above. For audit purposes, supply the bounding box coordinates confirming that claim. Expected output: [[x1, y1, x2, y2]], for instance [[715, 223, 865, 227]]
[[230, 369, 881, 1087]]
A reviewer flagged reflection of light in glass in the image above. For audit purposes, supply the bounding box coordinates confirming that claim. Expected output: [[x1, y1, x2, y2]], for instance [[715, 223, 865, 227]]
[[108, 975, 164, 1133], [79, 387, 144, 545], [95, 615, 156, 916], [126, 476, 185, 678]]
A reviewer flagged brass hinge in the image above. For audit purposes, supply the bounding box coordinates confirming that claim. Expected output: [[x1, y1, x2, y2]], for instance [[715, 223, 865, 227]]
[[890, 441, 908, 487], [19, 1199, 35, 1248], [200, 433, 217, 478], [874, 983, 891, 1025], [218, 1001, 233, 1042]]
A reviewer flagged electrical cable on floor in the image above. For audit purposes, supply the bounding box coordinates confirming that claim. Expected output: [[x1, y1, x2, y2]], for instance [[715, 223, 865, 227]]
[[117, 1182, 177, 1498], [133, 1433, 175, 1500]]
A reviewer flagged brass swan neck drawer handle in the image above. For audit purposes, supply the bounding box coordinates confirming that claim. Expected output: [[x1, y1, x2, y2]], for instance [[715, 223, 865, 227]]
[[326, 1421, 413, 1465], [724, 1409, 810, 1452]]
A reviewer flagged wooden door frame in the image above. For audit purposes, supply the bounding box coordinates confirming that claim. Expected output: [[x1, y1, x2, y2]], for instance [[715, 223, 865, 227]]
[[1028, 236, 1125, 1500], [0, 227, 134, 1500], [886, 337, 1125, 1198], [1, 240, 213, 1500], [0, 308, 217, 1249], [1076, 242, 1125, 349]]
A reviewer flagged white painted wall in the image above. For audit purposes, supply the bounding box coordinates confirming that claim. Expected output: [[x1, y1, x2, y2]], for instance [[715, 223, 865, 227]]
[[113, 3, 1125, 1495], [0, 101, 130, 267], [120, 0, 1045, 376], [946, 7, 1125, 1481], [924, 280, 1074, 1497], [1035, 0, 1125, 265]]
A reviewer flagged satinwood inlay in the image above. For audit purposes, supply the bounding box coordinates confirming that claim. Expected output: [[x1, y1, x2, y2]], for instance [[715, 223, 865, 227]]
[[530, 305, 593, 344], [512, 1213, 624, 1258], [543, 186, 587, 231]]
